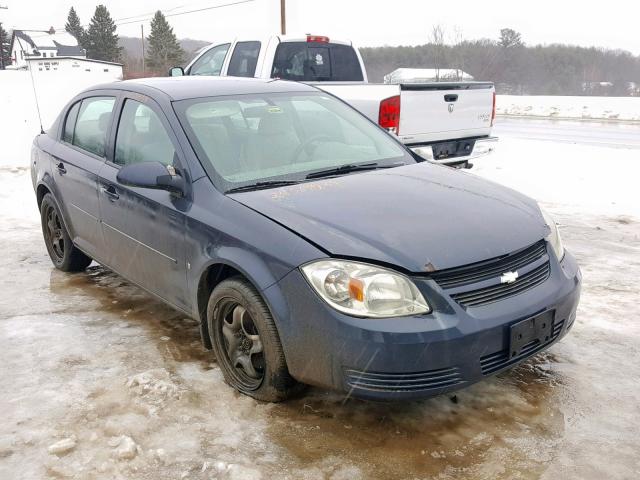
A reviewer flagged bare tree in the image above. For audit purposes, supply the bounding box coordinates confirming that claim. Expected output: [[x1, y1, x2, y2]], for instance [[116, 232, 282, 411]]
[[430, 24, 445, 81], [451, 26, 465, 81]]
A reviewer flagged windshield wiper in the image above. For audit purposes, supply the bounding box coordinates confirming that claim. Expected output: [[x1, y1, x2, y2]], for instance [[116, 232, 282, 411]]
[[305, 162, 404, 180], [225, 180, 302, 194]]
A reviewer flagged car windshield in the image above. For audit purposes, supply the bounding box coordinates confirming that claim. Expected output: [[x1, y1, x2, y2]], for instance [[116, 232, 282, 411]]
[[174, 92, 413, 192]]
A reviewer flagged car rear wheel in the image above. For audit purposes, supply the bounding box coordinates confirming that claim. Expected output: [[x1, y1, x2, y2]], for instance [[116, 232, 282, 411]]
[[40, 193, 92, 272], [207, 277, 300, 402]]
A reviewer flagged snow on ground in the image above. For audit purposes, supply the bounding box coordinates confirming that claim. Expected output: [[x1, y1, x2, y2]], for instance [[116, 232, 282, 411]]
[[497, 94, 640, 122], [473, 136, 640, 218]]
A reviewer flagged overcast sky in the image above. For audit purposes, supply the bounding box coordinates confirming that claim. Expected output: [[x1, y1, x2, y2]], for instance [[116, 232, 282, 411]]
[[2, 0, 640, 54]]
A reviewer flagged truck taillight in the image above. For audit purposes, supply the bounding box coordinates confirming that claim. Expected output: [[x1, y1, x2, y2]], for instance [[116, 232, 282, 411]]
[[379, 95, 400, 135], [307, 35, 330, 43], [491, 92, 496, 126]]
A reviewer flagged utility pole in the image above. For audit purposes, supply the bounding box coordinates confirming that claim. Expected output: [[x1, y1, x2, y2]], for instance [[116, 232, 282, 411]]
[[0, 6, 8, 70], [280, 0, 286, 35], [141, 24, 145, 74]]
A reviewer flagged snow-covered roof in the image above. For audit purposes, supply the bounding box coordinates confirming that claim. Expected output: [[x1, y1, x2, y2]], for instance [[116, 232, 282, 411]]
[[384, 68, 474, 84], [11, 29, 84, 56]]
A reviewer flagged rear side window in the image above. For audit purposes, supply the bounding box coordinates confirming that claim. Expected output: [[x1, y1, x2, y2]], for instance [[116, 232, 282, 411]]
[[115, 99, 176, 167], [227, 41, 261, 77], [271, 42, 364, 81], [63, 102, 80, 143], [73, 97, 116, 157]]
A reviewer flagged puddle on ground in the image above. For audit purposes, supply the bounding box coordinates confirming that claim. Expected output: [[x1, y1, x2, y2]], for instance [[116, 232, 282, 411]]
[[42, 263, 571, 479], [266, 355, 566, 478], [49, 265, 214, 369]]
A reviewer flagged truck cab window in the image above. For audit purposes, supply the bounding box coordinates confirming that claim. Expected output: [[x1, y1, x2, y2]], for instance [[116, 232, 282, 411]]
[[227, 41, 261, 77], [271, 42, 364, 81]]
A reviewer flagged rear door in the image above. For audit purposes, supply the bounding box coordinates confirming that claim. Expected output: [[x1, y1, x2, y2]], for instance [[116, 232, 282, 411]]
[[98, 94, 190, 309], [398, 83, 495, 144], [52, 94, 116, 258]]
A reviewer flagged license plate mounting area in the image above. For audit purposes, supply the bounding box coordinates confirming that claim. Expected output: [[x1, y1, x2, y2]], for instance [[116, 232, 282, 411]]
[[509, 311, 554, 358]]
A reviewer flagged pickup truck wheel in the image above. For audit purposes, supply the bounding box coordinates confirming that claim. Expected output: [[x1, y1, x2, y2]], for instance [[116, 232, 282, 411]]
[[207, 277, 300, 402], [40, 193, 92, 272]]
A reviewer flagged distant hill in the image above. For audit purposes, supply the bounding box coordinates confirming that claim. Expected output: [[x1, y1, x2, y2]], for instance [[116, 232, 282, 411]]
[[118, 36, 210, 70]]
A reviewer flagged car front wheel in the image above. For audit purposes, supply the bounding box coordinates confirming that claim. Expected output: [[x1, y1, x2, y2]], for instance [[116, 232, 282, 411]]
[[207, 277, 300, 402], [40, 193, 92, 272]]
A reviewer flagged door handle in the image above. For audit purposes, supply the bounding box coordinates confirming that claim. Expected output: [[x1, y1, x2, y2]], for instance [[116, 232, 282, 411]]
[[444, 94, 458, 102], [56, 162, 67, 175], [101, 185, 119, 201]]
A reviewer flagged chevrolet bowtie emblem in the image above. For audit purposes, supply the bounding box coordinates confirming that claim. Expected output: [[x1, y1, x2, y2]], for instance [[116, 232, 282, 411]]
[[500, 271, 519, 284]]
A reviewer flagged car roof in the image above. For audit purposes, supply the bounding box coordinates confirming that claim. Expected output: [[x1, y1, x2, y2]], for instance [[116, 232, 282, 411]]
[[85, 76, 318, 101]]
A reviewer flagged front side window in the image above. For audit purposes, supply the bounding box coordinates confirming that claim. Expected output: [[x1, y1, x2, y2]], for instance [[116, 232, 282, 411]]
[[73, 96, 116, 157], [175, 93, 410, 191], [227, 41, 261, 78], [114, 99, 175, 167], [189, 43, 230, 76]]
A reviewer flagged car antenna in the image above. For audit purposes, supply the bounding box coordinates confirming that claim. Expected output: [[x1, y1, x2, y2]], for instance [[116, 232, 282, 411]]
[[18, 37, 45, 134]]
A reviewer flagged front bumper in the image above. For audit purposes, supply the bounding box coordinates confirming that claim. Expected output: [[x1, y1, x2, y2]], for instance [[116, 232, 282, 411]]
[[265, 249, 581, 401]]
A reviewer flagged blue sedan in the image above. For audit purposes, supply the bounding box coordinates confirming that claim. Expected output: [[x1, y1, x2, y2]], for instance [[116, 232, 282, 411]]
[[31, 77, 581, 401]]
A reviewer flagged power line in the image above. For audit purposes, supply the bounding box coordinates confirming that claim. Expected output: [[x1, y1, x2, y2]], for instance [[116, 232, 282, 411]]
[[47, 0, 255, 32], [115, 0, 255, 27]]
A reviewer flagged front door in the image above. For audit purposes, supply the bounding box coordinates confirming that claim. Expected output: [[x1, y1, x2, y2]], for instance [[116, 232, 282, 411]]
[[52, 95, 116, 258], [98, 95, 190, 309]]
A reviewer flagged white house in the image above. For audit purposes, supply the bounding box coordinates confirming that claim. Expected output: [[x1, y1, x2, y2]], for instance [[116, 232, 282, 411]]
[[9, 28, 86, 69], [384, 68, 474, 84], [26, 57, 123, 81]]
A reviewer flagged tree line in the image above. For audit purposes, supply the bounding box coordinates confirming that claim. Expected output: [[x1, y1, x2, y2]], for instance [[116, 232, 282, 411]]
[[64, 5, 184, 74], [360, 28, 640, 96]]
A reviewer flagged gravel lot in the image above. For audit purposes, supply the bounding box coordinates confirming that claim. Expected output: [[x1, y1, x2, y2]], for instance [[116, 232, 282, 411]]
[[1, 132, 639, 479]]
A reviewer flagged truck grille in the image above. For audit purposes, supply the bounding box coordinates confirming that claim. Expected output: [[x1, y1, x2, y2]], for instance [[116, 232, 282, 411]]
[[431, 240, 550, 308]]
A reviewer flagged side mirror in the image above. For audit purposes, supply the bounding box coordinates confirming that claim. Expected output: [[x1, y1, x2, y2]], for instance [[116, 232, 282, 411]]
[[116, 162, 186, 197], [169, 66, 184, 77]]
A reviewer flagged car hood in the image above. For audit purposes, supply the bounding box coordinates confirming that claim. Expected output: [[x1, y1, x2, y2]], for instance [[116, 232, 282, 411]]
[[230, 163, 549, 272]]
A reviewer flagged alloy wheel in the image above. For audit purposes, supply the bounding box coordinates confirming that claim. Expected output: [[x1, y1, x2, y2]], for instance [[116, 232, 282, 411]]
[[220, 302, 265, 389]]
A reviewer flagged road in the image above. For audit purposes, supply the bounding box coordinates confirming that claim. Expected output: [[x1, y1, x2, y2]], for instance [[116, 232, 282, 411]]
[[494, 117, 640, 149]]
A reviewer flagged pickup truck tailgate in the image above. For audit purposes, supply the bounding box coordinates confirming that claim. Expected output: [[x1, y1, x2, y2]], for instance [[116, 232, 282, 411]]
[[398, 82, 494, 145]]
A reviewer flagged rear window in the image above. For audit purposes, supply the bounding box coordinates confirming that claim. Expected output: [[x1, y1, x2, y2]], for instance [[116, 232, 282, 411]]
[[271, 42, 364, 81]]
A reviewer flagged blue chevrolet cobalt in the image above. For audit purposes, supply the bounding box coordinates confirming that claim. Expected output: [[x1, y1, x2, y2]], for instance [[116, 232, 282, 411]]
[[31, 77, 581, 401]]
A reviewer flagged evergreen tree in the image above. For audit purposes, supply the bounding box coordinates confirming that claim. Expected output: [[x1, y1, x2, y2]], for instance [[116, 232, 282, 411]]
[[0, 24, 10, 69], [65, 7, 86, 50], [145, 11, 184, 74], [86, 5, 121, 62]]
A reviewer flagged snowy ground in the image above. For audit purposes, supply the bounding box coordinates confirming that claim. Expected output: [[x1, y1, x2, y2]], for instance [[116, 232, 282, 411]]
[[1, 97, 640, 477], [497, 95, 640, 122]]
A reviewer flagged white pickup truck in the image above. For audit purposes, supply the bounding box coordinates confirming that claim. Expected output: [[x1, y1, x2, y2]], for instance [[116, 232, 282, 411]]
[[170, 35, 497, 167]]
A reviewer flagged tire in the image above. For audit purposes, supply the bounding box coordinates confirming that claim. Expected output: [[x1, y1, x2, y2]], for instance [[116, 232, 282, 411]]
[[207, 277, 300, 402], [40, 193, 92, 272]]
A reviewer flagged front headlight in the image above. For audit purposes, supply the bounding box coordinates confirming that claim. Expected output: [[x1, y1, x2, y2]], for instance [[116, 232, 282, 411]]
[[541, 208, 565, 261], [301, 260, 430, 318]]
